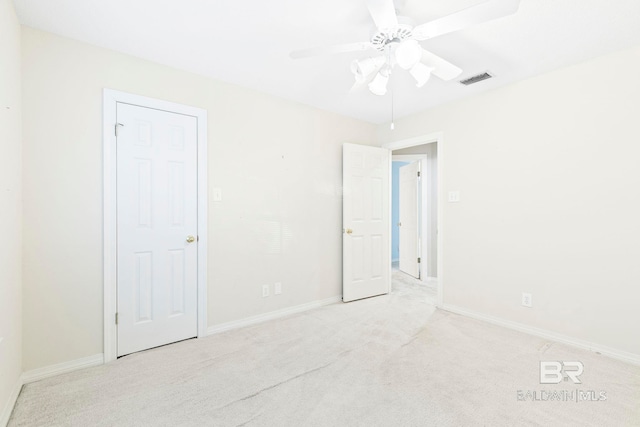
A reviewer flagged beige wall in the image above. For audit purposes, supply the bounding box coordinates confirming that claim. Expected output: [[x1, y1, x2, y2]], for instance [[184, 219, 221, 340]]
[[0, 0, 22, 420], [378, 45, 640, 357], [21, 27, 376, 371], [18, 18, 640, 375]]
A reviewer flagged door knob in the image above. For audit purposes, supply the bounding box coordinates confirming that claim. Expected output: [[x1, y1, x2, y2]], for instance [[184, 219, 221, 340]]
[[186, 235, 196, 243], [345, 229, 353, 234]]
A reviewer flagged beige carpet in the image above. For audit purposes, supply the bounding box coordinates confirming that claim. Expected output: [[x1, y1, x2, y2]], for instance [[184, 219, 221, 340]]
[[9, 272, 640, 426]]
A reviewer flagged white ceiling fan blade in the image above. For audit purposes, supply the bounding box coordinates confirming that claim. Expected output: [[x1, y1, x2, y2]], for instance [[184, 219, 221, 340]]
[[412, 0, 521, 41], [366, 0, 398, 29], [420, 49, 462, 81], [290, 42, 375, 59], [349, 80, 368, 95]]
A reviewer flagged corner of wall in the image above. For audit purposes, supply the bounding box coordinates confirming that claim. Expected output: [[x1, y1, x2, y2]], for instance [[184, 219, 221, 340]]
[[0, 0, 23, 424]]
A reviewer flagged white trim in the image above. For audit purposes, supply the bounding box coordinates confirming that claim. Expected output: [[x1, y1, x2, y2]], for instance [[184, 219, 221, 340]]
[[384, 133, 443, 151], [392, 154, 425, 162], [2, 353, 105, 421], [0, 376, 22, 427], [441, 304, 640, 366], [384, 132, 444, 307], [103, 90, 117, 363], [420, 157, 428, 280], [207, 296, 341, 335], [103, 89, 208, 363], [387, 153, 392, 295], [21, 354, 105, 384]]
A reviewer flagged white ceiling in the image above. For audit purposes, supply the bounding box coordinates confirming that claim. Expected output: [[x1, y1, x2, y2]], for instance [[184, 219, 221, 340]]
[[13, 0, 640, 124]]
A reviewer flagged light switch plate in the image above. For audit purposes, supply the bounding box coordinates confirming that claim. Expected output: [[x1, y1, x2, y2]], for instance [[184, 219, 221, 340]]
[[448, 190, 460, 202]]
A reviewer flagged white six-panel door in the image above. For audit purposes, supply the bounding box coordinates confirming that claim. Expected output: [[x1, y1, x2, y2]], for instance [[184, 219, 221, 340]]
[[399, 161, 420, 278], [343, 143, 390, 302], [116, 103, 198, 356]]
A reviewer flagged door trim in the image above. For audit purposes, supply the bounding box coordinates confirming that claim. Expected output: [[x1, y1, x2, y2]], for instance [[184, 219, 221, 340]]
[[102, 89, 208, 363], [383, 132, 443, 307]]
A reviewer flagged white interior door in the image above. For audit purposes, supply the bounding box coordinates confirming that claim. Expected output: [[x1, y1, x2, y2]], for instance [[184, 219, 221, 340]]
[[116, 103, 198, 357], [343, 143, 390, 302], [399, 161, 420, 278]]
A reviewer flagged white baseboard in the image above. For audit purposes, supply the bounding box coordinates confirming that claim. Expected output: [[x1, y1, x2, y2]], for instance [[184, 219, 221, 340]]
[[207, 296, 342, 335], [441, 304, 640, 366], [0, 377, 22, 427], [21, 353, 104, 385], [1, 354, 105, 426]]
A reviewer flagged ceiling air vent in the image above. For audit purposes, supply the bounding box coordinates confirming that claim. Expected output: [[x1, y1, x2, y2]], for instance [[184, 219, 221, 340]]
[[460, 72, 493, 86]]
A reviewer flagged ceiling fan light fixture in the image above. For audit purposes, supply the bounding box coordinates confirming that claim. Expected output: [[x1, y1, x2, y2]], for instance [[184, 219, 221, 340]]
[[368, 70, 389, 96], [410, 62, 434, 88], [351, 56, 386, 83], [292, 0, 523, 103], [395, 39, 422, 70]]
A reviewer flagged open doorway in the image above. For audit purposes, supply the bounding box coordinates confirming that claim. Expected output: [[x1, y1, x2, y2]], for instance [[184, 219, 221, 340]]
[[384, 133, 442, 306], [392, 143, 437, 279], [393, 158, 422, 278], [392, 160, 410, 269]]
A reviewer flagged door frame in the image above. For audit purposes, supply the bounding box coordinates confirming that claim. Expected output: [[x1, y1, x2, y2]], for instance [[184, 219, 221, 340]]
[[393, 155, 428, 280], [102, 89, 208, 363], [383, 132, 443, 307]]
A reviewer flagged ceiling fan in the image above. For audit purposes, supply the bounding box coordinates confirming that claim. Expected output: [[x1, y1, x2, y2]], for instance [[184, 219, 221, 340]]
[[291, 0, 521, 96]]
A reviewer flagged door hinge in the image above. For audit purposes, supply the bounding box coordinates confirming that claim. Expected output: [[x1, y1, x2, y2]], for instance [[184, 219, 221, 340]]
[[417, 171, 421, 177], [115, 123, 124, 137], [417, 257, 421, 263], [115, 313, 118, 325]]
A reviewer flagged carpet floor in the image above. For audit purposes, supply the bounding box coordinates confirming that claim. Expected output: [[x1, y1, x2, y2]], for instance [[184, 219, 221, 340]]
[[9, 272, 640, 426]]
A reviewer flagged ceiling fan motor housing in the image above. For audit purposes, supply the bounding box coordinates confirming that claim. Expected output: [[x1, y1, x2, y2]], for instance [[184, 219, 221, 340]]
[[370, 16, 415, 51]]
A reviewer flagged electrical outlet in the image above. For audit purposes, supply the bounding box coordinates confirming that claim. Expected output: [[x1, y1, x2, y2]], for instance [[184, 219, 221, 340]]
[[262, 284, 270, 298], [448, 190, 460, 202], [212, 188, 222, 202], [274, 282, 282, 295], [522, 293, 532, 308]]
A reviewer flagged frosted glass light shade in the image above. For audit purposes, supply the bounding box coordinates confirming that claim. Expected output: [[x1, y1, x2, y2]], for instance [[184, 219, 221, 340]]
[[351, 56, 386, 83], [410, 62, 434, 87], [395, 39, 422, 70], [368, 71, 389, 95]]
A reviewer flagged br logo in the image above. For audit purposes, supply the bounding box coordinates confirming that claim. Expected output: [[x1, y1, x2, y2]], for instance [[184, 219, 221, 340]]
[[540, 361, 584, 384]]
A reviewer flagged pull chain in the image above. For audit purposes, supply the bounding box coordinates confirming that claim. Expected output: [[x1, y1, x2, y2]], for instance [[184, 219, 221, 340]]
[[391, 87, 395, 130]]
